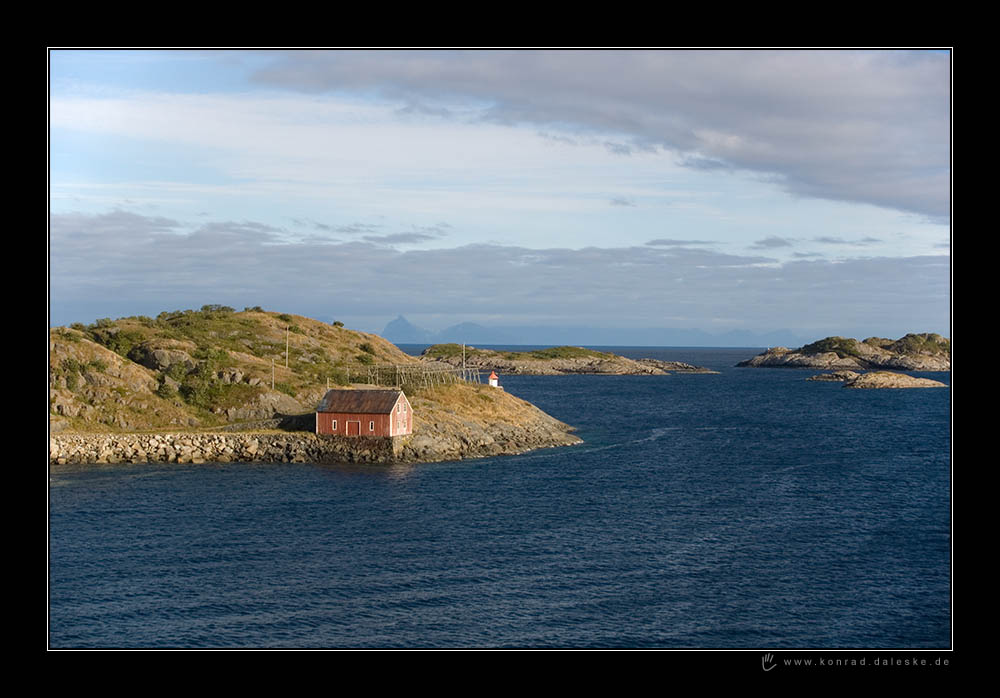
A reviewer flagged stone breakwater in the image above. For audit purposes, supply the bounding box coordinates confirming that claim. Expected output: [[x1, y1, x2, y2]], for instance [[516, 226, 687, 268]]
[[49, 433, 402, 465], [50, 427, 582, 466]]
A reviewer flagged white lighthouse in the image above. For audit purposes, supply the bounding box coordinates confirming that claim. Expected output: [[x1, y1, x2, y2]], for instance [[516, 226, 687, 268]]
[[488, 370, 499, 388]]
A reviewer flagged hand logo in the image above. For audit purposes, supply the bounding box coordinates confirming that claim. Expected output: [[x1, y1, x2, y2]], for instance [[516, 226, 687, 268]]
[[762, 653, 777, 671]]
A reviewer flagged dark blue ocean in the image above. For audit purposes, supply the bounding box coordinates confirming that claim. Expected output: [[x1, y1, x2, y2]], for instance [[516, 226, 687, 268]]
[[48, 348, 951, 648]]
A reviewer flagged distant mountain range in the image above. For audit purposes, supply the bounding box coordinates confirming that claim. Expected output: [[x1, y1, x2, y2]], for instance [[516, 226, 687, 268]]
[[381, 315, 810, 348]]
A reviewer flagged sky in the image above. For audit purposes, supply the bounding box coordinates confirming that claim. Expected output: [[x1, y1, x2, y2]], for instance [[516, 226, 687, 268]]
[[48, 49, 951, 343]]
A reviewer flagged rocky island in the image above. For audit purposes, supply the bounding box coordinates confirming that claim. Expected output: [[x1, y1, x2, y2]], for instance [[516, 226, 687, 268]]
[[737, 334, 950, 372], [420, 344, 718, 375], [49, 307, 580, 465], [807, 370, 948, 388]]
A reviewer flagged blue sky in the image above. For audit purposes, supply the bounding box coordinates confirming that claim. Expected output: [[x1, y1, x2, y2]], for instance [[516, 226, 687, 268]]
[[49, 49, 950, 342]]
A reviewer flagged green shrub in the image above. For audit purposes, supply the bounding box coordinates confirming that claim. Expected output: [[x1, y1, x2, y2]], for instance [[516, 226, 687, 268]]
[[156, 380, 177, 399], [277, 314, 293, 323], [332, 320, 344, 328], [244, 306, 264, 313], [356, 353, 374, 365], [179, 375, 209, 406], [53, 328, 81, 343], [201, 304, 235, 314], [359, 342, 376, 355], [327, 368, 350, 386], [192, 347, 231, 371], [87, 326, 145, 358], [165, 363, 190, 381], [157, 310, 184, 323], [61, 358, 83, 374], [88, 359, 108, 373], [798, 337, 863, 359], [179, 375, 260, 411]]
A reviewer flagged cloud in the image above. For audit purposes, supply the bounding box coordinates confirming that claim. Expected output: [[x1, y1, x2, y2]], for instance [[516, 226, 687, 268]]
[[609, 197, 635, 207], [751, 236, 795, 249], [813, 235, 883, 245], [248, 50, 950, 220], [362, 223, 450, 246], [50, 209, 181, 237], [646, 238, 716, 247], [363, 232, 439, 245], [49, 209, 950, 337], [304, 221, 382, 235]]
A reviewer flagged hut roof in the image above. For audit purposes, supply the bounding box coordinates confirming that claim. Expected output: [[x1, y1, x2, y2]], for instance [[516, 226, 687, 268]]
[[317, 389, 405, 414]]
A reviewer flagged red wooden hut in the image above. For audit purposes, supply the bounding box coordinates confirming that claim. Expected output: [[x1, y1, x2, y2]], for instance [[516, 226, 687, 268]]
[[315, 389, 412, 437]]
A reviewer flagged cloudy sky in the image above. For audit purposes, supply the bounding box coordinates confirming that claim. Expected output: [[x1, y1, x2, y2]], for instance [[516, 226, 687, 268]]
[[49, 49, 951, 341]]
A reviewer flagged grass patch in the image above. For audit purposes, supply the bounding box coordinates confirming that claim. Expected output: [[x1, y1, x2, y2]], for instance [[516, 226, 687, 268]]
[[887, 333, 950, 356], [520, 346, 608, 360], [798, 337, 864, 359]]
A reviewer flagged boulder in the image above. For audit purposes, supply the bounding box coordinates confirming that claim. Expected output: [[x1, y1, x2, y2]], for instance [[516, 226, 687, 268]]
[[131, 345, 196, 373]]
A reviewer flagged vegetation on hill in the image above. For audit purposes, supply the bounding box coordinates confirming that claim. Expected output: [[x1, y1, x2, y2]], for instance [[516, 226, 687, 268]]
[[884, 333, 950, 357], [50, 306, 422, 432], [799, 333, 950, 360], [798, 336, 866, 359]]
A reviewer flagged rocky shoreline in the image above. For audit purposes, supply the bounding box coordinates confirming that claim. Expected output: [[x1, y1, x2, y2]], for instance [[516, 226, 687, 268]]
[[842, 371, 949, 389], [807, 370, 948, 388], [50, 421, 582, 466]]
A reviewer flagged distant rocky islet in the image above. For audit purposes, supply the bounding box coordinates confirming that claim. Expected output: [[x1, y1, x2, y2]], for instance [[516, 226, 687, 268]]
[[419, 344, 718, 375], [737, 334, 950, 372], [807, 370, 948, 389], [739, 333, 950, 389]]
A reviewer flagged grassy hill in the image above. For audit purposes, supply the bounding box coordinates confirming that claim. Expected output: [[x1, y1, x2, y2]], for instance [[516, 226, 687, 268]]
[[50, 306, 421, 433], [48, 306, 580, 455]]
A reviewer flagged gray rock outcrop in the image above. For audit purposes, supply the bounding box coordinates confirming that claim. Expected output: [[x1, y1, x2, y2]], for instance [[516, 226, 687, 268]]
[[841, 371, 948, 389]]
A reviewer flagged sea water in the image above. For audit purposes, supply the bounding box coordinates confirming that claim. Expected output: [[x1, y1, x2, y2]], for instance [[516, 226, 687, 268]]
[[48, 348, 951, 648]]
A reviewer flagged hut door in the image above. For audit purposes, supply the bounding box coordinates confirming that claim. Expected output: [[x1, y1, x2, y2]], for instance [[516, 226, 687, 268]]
[[347, 420, 361, 436]]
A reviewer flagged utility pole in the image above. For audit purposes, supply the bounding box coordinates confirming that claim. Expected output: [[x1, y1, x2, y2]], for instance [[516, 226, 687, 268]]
[[271, 358, 275, 390], [285, 326, 289, 369]]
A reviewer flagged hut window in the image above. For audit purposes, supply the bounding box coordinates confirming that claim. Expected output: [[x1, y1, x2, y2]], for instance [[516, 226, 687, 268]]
[[369, 421, 375, 431], [332, 420, 337, 430]]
